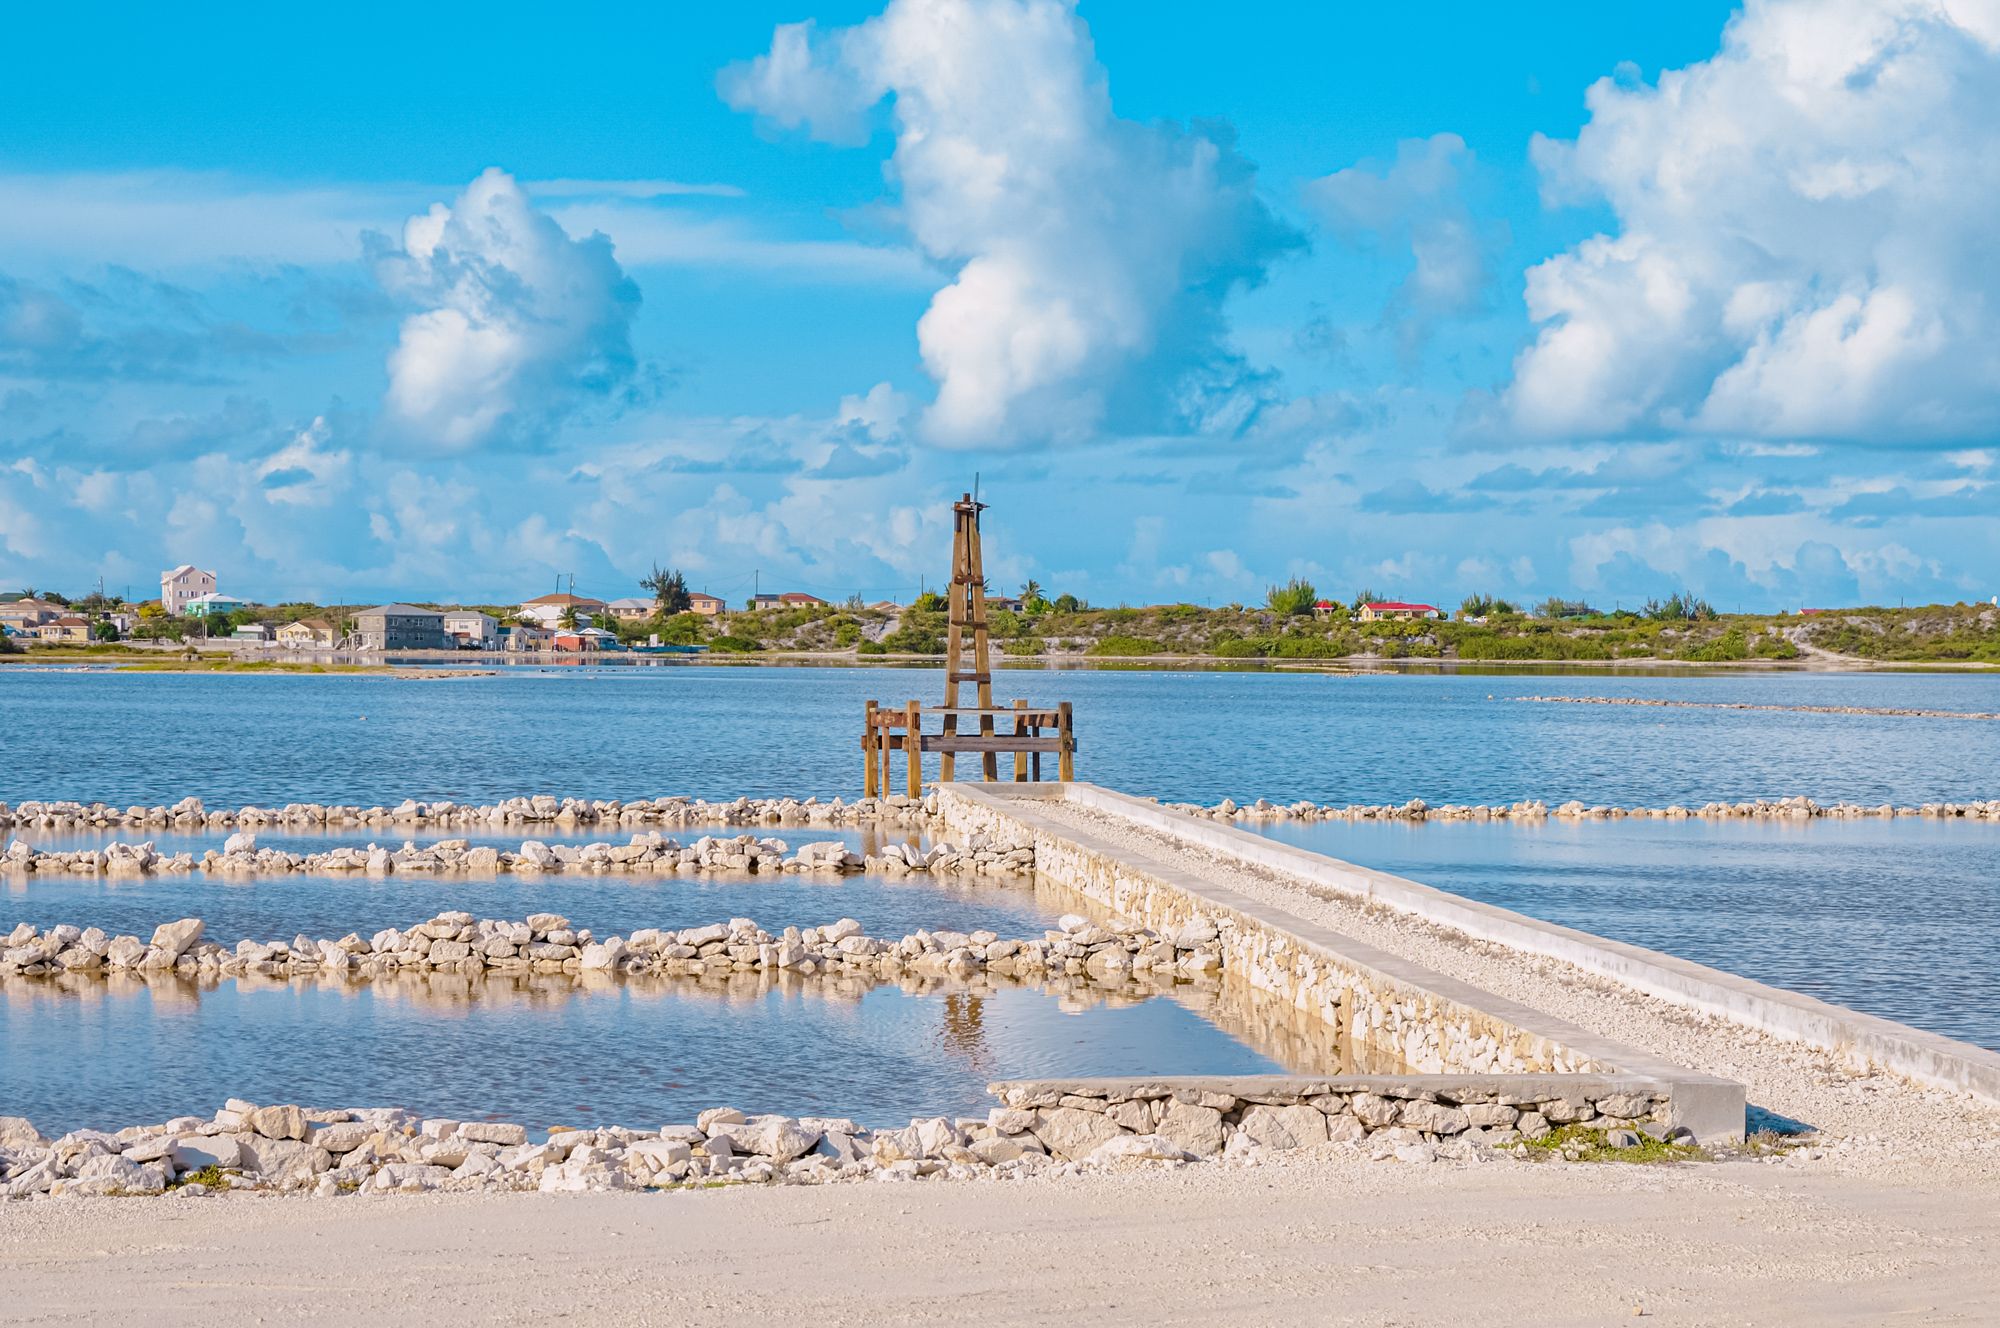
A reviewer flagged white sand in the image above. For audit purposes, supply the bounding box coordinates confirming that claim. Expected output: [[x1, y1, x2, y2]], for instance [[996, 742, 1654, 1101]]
[[2, 1149, 1997, 1326]]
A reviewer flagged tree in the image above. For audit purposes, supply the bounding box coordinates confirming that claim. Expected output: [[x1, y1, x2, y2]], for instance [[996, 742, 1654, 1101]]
[[137, 601, 164, 620], [1266, 578, 1319, 617], [202, 611, 230, 639], [596, 611, 621, 633], [1350, 587, 1381, 612], [559, 605, 581, 631], [1458, 593, 1518, 619], [92, 620, 119, 642], [1020, 578, 1043, 603], [1643, 593, 1717, 622], [1052, 593, 1082, 613], [912, 590, 947, 613], [641, 564, 691, 616], [1535, 597, 1596, 619]]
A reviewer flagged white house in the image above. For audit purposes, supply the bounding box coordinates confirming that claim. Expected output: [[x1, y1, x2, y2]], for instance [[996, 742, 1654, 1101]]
[[517, 593, 607, 627], [161, 565, 216, 616], [181, 591, 251, 618], [443, 610, 500, 649], [605, 597, 655, 622]]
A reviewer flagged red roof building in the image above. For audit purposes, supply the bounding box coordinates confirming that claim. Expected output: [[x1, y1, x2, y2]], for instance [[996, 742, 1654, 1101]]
[[1358, 601, 1442, 622]]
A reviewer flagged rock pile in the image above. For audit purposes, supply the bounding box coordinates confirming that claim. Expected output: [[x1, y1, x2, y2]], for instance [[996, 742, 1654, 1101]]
[[0, 1077, 1688, 1199], [0, 912, 1226, 984], [1175, 795, 2000, 823], [0, 793, 934, 835], [0, 830, 1036, 879]]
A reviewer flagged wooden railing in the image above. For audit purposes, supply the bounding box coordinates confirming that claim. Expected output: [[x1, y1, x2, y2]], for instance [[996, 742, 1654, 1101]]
[[861, 700, 1075, 798]]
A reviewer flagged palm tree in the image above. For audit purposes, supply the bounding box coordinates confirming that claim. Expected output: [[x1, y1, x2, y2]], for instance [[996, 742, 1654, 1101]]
[[1020, 578, 1043, 603], [559, 604, 580, 631]]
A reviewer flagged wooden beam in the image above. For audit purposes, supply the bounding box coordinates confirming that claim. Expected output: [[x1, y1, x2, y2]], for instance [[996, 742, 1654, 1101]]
[[904, 700, 922, 798], [863, 700, 879, 799], [1013, 699, 1029, 782], [1058, 701, 1075, 782], [919, 734, 1068, 754]]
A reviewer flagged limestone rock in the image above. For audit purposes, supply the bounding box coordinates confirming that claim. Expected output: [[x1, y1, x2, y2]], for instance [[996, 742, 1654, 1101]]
[[1236, 1104, 1328, 1150], [1029, 1107, 1125, 1161]]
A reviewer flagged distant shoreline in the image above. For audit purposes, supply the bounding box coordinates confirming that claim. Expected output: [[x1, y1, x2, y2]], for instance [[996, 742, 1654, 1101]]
[[3, 648, 1995, 677]]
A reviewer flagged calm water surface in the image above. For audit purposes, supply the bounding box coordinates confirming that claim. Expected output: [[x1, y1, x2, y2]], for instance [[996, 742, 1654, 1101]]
[[0, 976, 1290, 1134], [0, 870, 1067, 946], [1252, 817, 2000, 1051], [5, 664, 2000, 805]]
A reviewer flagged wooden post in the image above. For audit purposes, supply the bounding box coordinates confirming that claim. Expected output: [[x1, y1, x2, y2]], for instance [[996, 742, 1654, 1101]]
[[1012, 699, 1028, 782], [1058, 701, 1074, 782], [879, 710, 893, 797], [863, 700, 879, 799], [904, 700, 922, 798]]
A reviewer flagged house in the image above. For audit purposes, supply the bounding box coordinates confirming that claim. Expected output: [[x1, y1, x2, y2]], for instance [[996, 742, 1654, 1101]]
[[605, 597, 655, 622], [352, 604, 448, 651], [749, 593, 784, 610], [517, 592, 608, 627], [0, 600, 61, 632], [552, 626, 618, 652], [986, 595, 1024, 613], [868, 600, 901, 613], [276, 618, 340, 649], [36, 615, 93, 643], [687, 592, 725, 617], [181, 592, 251, 618], [506, 624, 554, 652], [442, 610, 500, 649], [779, 592, 826, 608], [231, 623, 273, 643], [161, 565, 216, 616], [1357, 601, 1442, 622], [1312, 599, 1341, 620], [105, 611, 137, 635]]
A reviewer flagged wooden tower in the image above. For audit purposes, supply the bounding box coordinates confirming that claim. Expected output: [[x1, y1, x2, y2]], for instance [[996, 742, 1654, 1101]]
[[860, 492, 1074, 797], [941, 491, 996, 782]]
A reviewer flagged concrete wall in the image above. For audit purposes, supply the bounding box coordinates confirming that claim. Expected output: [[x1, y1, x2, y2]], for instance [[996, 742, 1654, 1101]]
[[1048, 782, 2000, 1107], [938, 784, 1745, 1142]]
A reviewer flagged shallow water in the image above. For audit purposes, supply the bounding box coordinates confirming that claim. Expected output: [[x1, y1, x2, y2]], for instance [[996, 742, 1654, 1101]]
[[0, 869, 1063, 948], [1251, 817, 2000, 1051], [7, 823, 926, 859], [0, 971, 1301, 1134], [6, 664, 2000, 805]]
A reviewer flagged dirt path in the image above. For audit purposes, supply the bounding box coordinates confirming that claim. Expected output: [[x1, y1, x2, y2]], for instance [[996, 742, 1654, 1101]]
[[2, 1151, 1995, 1326]]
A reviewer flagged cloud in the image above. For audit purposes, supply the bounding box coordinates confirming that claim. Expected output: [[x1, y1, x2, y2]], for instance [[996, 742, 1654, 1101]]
[[1307, 133, 1502, 349], [373, 168, 644, 452], [0, 269, 281, 384], [1508, 0, 2000, 444], [723, 0, 1303, 446], [719, 22, 880, 145]]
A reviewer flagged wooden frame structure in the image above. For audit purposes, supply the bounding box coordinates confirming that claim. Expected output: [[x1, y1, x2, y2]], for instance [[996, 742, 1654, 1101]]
[[861, 492, 1076, 797]]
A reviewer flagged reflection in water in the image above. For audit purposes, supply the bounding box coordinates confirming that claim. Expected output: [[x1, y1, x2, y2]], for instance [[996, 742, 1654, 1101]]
[[0, 960, 1354, 1135]]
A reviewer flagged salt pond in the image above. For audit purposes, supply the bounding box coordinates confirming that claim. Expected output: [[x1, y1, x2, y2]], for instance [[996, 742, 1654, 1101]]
[[1250, 815, 2000, 1051], [0, 970, 1304, 1134]]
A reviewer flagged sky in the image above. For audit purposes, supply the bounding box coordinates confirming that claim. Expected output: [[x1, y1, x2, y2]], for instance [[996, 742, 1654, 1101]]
[[2, 0, 1997, 611]]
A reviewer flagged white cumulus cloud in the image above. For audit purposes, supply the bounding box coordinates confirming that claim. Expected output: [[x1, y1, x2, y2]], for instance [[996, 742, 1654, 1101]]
[[1508, 0, 2000, 444], [376, 168, 642, 452], [722, 0, 1301, 447]]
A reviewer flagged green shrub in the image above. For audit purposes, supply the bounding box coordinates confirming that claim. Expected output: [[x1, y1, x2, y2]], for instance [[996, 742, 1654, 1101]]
[[708, 635, 761, 653], [882, 627, 944, 654], [1211, 637, 1269, 658], [855, 640, 887, 655], [1086, 635, 1166, 656], [1266, 578, 1319, 617], [1004, 637, 1044, 656]]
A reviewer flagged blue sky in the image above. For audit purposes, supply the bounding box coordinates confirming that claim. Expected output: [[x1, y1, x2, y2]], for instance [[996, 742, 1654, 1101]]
[[2, 0, 1996, 610]]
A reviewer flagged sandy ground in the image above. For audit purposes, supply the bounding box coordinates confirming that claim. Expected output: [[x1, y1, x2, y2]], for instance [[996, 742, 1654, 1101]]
[[2, 1149, 1996, 1326], [6, 800, 1998, 1324]]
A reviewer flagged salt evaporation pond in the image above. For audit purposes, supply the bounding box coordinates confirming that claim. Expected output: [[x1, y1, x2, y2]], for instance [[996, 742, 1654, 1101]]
[[9, 823, 926, 860], [1250, 815, 2000, 1051], [0, 868, 1063, 952], [0, 972, 1300, 1135]]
